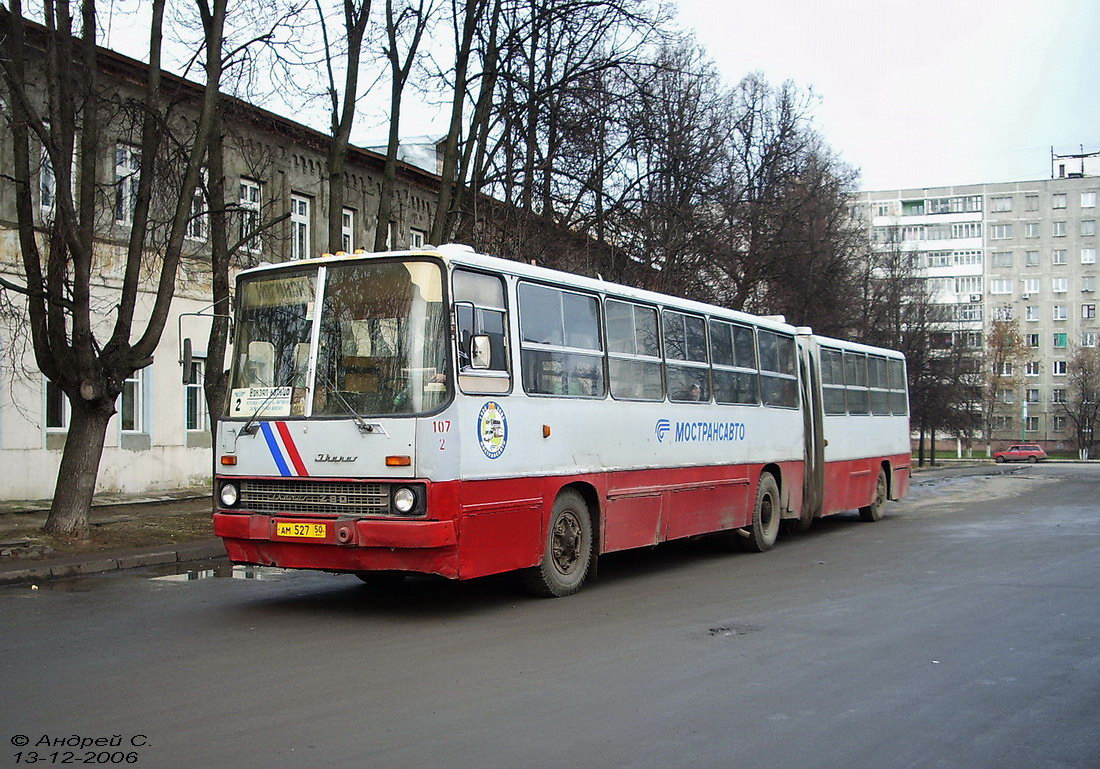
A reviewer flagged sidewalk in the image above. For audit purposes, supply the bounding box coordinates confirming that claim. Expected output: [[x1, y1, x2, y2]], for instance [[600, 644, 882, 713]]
[[0, 487, 225, 585]]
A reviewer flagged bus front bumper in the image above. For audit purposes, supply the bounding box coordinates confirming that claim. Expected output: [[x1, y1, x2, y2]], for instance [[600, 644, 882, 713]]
[[212, 512, 459, 578]]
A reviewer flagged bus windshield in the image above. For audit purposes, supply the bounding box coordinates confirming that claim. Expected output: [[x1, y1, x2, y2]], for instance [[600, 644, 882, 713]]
[[229, 259, 449, 418]]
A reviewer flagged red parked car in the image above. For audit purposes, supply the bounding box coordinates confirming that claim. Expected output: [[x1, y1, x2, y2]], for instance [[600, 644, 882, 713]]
[[993, 444, 1048, 463]]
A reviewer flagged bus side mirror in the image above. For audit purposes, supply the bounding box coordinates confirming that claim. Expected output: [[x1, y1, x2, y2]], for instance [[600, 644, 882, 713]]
[[470, 335, 491, 370], [182, 338, 194, 384]]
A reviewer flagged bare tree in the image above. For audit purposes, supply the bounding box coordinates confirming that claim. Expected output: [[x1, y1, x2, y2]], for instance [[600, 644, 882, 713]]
[[1, 0, 225, 537], [316, 0, 373, 252], [373, 0, 433, 250], [978, 319, 1027, 456], [1059, 346, 1100, 459]]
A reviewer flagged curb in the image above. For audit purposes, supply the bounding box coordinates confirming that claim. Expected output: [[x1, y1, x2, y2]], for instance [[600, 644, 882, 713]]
[[0, 539, 226, 586]]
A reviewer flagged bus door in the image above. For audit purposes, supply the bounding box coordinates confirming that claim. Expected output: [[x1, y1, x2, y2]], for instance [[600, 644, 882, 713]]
[[796, 335, 825, 528]]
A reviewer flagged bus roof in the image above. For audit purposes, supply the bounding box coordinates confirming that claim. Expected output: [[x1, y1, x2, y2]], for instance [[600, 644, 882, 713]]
[[237, 244, 903, 358]]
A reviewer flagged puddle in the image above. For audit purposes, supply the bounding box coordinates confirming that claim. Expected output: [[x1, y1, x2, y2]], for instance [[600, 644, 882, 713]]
[[152, 564, 290, 582]]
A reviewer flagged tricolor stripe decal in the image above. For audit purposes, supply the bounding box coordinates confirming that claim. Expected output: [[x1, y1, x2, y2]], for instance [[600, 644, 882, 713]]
[[258, 422, 311, 477], [275, 421, 310, 476]]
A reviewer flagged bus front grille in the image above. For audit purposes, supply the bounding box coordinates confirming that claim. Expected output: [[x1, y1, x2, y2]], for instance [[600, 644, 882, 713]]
[[240, 480, 391, 516]]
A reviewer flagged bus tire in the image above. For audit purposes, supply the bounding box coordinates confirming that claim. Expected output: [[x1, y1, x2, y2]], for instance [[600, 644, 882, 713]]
[[741, 473, 780, 553], [859, 469, 888, 522], [523, 490, 592, 598]]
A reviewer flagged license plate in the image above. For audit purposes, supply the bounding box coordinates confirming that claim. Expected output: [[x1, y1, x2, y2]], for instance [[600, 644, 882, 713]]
[[275, 521, 328, 539]]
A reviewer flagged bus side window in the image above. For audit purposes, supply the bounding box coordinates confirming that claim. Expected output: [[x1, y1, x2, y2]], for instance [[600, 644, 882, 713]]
[[758, 330, 798, 408], [664, 310, 710, 402], [453, 270, 510, 394], [820, 348, 847, 414], [519, 283, 605, 398], [844, 351, 869, 414]]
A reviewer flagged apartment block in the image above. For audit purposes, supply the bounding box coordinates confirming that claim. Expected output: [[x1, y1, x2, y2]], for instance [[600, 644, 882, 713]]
[[857, 170, 1100, 449]]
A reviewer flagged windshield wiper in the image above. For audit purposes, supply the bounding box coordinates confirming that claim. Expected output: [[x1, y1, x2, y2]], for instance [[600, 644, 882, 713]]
[[314, 366, 384, 436]]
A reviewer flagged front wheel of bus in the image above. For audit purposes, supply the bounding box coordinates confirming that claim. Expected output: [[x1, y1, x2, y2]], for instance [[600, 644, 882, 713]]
[[741, 474, 780, 553], [859, 469, 888, 522], [523, 490, 593, 598]]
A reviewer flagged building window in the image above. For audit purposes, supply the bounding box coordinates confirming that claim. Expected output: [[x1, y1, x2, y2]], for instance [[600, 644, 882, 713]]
[[1082, 332, 1098, 347], [120, 368, 144, 432], [238, 179, 261, 252], [951, 221, 981, 239], [185, 360, 206, 432], [1025, 250, 1039, 266], [1052, 249, 1068, 265], [1053, 361, 1067, 376], [1053, 415, 1067, 432], [1024, 222, 1040, 238], [410, 228, 426, 248], [991, 196, 1012, 212], [341, 208, 355, 252], [992, 415, 1013, 432], [989, 279, 1013, 295], [958, 304, 982, 321], [290, 195, 310, 260], [40, 138, 56, 213], [1023, 278, 1040, 295], [1053, 193, 1067, 209], [1052, 277, 1068, 293], [1083, 276, 1097, 292], [991, 251, 1013, 267], [1083, 303, 1097, 319], [954, 276, 982, 294], [1026, 388, 1040, 404], [1082, 247, 1097, 264], [999, 388, 1014, 403], [1053, 332, 1068, 348], [989, 223, 1013, 240], [1000, 362, 1014, 376], [1083, 220, 1097, 237], [45, 380, 69, 430], [1025, 416, 1039, 432], [114, 144, 141, 224], [876, 202, 891, 216], [1026, 361, 1040, 376], [1025, 194, 1039, 211], [1053, 388, 1067, 404], [1026, 333, 1040, 348], [1053, 221, 1067, 237], [185, 170, 208, 241], [1083, 191, 1097, 208], [1025, 306, 1040, 321], [1053, 305, 1068, 321]]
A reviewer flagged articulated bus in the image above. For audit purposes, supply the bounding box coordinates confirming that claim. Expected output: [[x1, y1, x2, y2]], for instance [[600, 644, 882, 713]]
[[212, 244, 910, 596]]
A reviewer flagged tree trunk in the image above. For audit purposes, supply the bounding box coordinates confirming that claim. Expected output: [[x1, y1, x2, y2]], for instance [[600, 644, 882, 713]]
[[44, 398, 114, 539]]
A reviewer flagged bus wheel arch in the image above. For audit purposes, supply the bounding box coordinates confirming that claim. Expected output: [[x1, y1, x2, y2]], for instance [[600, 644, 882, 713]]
[[523, 485, 596, 598]]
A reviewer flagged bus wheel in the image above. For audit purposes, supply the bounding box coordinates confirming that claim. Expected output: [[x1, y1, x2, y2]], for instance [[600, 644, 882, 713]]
[[523, 490, 592, 598], [859, 470, 888, 522], [741, 474, 780, 553], [354, 571, 406, 588]]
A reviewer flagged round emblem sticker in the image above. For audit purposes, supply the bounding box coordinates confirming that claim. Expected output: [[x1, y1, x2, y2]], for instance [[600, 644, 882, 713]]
[[477, 401, 508, 459]]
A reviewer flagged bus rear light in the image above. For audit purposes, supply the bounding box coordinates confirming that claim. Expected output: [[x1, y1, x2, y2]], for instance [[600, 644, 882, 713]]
[[386, 455, 412, 467], [220, 455, 237, 466]]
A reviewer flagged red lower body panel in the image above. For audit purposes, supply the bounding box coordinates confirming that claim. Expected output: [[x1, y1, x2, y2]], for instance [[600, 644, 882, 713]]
[[215, 456, 906, 581]]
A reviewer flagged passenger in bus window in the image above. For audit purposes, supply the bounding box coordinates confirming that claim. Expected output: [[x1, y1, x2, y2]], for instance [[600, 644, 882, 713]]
[[687, 383, 703, 401]]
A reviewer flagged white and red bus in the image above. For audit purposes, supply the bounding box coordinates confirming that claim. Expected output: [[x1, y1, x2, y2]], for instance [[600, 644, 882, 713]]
[[212, 244, 910, 596]]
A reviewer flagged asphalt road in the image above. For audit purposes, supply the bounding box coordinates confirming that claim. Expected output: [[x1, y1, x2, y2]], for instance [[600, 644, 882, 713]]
[[2, 464, 1098, 769]]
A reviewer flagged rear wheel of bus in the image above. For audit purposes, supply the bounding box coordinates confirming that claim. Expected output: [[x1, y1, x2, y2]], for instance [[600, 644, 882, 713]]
[[740, 473, 780, 553], [523, 489, 593, 598], [859, 469, 888, 522]]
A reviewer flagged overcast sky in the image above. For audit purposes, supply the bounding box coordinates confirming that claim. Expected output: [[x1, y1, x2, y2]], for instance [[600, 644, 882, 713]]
[[101, 0, 1100, 194], [673, 0, 1100, 191]]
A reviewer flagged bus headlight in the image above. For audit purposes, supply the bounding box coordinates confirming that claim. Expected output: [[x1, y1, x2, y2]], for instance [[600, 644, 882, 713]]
[[393, 487, 417, 514], [219, 482, 239, 507]]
